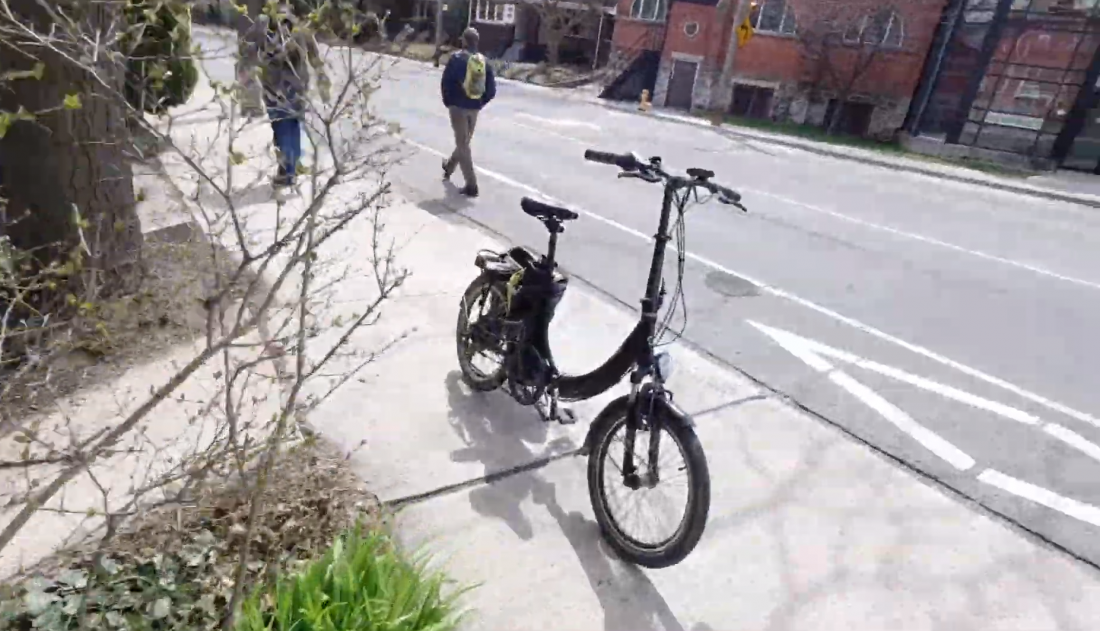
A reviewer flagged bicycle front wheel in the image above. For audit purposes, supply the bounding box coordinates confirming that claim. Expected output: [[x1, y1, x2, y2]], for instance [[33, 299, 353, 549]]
[[587, 406, 710, 568]]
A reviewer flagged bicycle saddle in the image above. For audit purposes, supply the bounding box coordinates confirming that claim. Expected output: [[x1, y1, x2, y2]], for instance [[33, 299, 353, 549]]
[[521, 197, 579, 222]]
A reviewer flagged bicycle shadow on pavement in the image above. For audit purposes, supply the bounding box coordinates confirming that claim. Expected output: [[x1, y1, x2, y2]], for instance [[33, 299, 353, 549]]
[[532, 479, 688, 631], [443, 370, 574, 540], [444, 370, 691, 631]]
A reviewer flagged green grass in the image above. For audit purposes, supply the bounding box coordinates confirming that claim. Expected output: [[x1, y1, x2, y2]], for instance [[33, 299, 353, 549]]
[[721, 114, 910, 156], [236, 526, 468, 631], [714, 114, 1032, 179]]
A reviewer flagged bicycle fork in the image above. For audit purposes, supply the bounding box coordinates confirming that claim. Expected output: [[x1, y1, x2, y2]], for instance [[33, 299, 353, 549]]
[[622, 371, 663, 490]]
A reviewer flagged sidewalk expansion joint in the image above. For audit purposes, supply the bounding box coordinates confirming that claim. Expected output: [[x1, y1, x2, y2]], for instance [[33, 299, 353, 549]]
[[383, 448, 583, 511]]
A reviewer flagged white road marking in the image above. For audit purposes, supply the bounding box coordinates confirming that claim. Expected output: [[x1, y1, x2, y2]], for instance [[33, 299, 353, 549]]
[[745, 187, 1100, 292], [514, 112, 602, 131], [511, 119, 587, 145], [756, 320, 1100, 526], [399, 136, 1100, 434], [1045, 424, 1100, 464], [750, 321, 1100, 465], [831, 372, 976, 471], [750, 321, 975, 471], [978, 469, 1100, 528], [748, 322, 1041, 427]]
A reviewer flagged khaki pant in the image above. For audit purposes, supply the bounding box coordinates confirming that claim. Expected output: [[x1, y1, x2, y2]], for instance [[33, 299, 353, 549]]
[[445, 107, 479, 188]]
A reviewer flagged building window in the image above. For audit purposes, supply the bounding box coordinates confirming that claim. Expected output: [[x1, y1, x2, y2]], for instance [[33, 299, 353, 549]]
[[475, 0, 515, 24], [630, 0, 667, 22], [683, 21, 700, 38], [729, 84, 775, 119], [753, 0, 797, 35], [843, 11, 904, 48]]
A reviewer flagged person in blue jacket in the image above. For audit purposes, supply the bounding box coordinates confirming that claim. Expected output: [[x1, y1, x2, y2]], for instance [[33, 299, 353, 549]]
[[441, 28, 496, 198]]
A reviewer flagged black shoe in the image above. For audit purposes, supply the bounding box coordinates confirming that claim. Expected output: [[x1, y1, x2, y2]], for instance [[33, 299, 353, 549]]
[[273, 174, 294, 189], [442, 159, 453, 182], [459, 184, 479, 198]]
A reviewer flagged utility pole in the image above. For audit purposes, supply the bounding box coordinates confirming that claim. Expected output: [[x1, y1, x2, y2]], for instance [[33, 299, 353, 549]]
[[435, 0, 445, 47], [713, 0, 753, 112], [433, 0, 446, 67]]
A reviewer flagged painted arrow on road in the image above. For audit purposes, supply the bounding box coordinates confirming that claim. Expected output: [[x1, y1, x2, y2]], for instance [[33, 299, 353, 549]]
[[749, 320, 1100, 529]]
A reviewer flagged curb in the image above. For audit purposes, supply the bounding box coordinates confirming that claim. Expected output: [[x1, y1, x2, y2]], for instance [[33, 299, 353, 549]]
[[600, 102, 1100, 210], [367, 48, 600, 94]]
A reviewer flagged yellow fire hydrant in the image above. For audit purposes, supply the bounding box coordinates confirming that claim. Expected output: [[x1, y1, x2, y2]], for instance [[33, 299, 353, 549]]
[[639, 89, 652, 112]]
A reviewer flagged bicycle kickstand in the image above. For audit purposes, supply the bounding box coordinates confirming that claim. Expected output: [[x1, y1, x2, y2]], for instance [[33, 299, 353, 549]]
[[537, 388, 577, 425]]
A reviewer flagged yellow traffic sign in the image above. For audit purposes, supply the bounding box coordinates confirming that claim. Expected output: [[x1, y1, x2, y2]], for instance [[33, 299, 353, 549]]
[[736, 15, 755, 48]]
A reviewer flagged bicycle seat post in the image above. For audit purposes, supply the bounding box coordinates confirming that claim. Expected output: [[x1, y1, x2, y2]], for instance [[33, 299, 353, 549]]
[[544, 218, 562, 265]]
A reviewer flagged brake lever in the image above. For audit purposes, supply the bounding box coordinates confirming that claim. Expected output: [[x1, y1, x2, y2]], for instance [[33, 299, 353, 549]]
[[618, 171, 662, 184], [718, 195, 749, 212]]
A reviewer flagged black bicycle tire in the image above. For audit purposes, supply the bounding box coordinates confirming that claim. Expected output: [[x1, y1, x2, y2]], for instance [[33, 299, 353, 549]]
[[587, 408, 710, 569], [456, 274, 508, 391]]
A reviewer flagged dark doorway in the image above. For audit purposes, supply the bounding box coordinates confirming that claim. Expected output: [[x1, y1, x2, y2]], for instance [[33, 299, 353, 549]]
[[666, 59, 698, 110], [1059, 79, 1100, 171], [825, 100, 876, 136], [729, 84, 775, 119]]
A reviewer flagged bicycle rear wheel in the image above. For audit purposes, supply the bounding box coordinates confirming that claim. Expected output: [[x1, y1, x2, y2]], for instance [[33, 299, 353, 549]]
[[587, 404, 710, 568], [456, 274, 508, 391]]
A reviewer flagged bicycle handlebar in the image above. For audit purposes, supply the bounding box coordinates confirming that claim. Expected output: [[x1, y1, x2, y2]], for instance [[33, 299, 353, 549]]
[[583, 149, 745, 209], [584, 149, 640, 171]]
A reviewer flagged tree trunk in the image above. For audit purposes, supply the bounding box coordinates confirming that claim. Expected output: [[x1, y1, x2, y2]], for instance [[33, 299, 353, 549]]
[[0, 0, 143, 297], [546, 32, 563, 66]]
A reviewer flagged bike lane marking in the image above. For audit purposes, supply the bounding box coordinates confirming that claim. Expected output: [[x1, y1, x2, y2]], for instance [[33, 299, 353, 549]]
[[749, 320, 1100, 529], [978, 470, 1100, 529], [398, 137, 1100, 435], [514, 112, 602, 132], [510, 119, 588, 145], [749, 321, 976, 472], [748, 322, 1100, 464]]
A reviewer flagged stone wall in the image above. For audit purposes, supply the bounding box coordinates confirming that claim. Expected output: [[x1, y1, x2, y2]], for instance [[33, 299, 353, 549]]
[[736, 79, 912, 140]]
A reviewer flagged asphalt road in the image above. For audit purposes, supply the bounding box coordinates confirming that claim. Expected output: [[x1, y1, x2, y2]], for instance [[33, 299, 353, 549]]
[[195, 30, 1100, 568]]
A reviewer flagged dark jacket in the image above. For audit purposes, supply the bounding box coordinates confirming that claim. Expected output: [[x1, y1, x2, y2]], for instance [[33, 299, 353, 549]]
[[441, 51, 497, 110], [243, 13, 323, 97]]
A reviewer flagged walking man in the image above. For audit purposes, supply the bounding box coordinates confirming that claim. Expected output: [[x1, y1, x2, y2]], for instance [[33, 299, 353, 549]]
[[441, 28, 496, 198], [246, 5, 330, 188]]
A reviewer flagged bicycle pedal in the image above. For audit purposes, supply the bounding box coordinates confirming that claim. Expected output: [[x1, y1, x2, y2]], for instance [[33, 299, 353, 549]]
[[556, 408, 577, 425]]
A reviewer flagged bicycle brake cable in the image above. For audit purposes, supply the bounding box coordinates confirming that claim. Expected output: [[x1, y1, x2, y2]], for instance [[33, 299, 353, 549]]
[[655, 186, 695, 348]]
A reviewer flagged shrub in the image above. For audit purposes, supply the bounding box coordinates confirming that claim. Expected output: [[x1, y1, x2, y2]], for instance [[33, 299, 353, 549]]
[[122, 0, 199, 114], [236, 527, 468, 631]]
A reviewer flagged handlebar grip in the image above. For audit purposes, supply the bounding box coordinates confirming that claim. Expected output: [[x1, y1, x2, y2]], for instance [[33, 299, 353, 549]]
[[584, 149, 637, 170], [717, 186, 741, 203]]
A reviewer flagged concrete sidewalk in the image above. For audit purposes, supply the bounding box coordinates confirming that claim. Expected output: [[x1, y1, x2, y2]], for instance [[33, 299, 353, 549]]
[[300, 188, 1100, 630]]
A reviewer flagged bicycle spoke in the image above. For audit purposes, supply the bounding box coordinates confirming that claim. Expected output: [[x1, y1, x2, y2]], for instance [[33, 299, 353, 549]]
[[600, 421, 691, 548]]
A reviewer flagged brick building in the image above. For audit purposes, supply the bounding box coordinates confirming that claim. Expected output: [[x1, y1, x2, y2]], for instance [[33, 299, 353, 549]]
[[607, 0, 950, 138]]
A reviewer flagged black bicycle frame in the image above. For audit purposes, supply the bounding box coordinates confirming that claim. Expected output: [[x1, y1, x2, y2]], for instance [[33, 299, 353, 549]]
[[532, 180, 682, 403]]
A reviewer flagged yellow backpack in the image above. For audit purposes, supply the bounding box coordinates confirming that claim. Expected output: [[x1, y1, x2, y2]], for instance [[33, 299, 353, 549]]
[[463, 53, 487, 100]]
